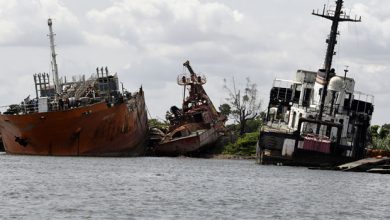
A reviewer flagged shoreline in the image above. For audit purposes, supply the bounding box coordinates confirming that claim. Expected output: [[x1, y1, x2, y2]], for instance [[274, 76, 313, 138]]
[[206, 154, 256, 160]]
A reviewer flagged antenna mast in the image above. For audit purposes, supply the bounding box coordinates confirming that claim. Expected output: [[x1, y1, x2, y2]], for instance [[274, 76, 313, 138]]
[[312, 0, 361, 125], [48, 18, 61, 94]]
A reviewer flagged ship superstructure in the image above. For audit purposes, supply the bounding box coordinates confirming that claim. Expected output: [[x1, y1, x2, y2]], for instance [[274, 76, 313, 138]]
[[257, 0, 374, 166]]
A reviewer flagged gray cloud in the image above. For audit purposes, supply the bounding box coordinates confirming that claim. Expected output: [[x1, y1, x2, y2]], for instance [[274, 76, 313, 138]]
[[0, 0, 389, 125], [0, 0, 84, 46]]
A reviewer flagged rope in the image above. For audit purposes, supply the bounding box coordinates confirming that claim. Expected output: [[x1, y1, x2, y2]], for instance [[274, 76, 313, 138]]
[[145, 102, 153, 120]]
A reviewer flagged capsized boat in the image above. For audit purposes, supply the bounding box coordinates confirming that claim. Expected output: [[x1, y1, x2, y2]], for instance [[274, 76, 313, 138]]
[[153, 61, 226, 156], [0, 19, 148, 156], [257, 0, 374, 166]]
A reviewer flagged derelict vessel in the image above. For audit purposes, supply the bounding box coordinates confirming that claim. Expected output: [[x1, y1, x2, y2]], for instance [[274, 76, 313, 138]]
[[0, 19, 148, 156], [152, 61, 226, 156], [257, 0, 374, 166]]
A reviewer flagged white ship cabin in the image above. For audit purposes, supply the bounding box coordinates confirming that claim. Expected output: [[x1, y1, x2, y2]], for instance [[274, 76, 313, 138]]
[[266, 69, 374, 147]]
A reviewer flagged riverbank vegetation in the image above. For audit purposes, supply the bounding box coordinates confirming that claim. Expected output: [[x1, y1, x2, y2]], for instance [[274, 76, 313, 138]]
[[222, 132, 258, 156], [370, 124, 390, 151], [148, 118, 169, 131], [218, 77, 263, 157]]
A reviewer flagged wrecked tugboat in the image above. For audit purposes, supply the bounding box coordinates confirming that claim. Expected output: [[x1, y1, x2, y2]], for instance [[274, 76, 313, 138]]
[[152, 61, 226, 156], [257, 0, 374, 167], [0, 19, 148, 156]]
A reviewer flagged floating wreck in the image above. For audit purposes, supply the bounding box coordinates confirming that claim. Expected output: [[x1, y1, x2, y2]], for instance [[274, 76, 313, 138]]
[[0, 19, 148, 156], [152, 61, 226, 156], [257, 0, 374, 166]]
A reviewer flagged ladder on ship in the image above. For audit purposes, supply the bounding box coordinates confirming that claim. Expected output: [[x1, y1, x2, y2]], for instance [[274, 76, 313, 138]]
[[74, 79, 96, 99]]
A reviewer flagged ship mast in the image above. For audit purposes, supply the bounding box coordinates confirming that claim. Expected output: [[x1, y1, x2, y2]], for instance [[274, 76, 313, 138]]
[[183, 60, 218, 114], [312, 0, 360, 127], [48, 18, 61, 94]]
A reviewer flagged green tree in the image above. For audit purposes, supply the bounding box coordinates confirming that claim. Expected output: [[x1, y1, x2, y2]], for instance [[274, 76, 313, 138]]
[[370, 124, 390, 151], [223, 77, 262, 136], [370, 125, 380, 138], [382, 124, 390, 130], [379, 127, 390, 139], [245, 116, 263, 133], [148, 118, 168, 130], [218, 103, 231, 117]]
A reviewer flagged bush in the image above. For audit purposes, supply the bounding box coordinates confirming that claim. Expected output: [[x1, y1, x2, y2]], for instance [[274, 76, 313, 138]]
[[245, 117, 263, 133], [372, 136, 390, 151], [148, 119, 169, 130], [370, 125, 390, 151], [223, 132, 259, 156]]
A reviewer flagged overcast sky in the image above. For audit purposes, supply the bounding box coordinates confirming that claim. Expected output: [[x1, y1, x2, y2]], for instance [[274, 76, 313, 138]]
[[0, 0, 389, 125]]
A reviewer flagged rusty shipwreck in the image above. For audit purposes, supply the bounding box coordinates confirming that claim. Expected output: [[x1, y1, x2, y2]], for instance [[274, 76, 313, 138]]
[[152, 61, 226, 156], [0, 19, 148, 156], [257, 0, 374, 166]]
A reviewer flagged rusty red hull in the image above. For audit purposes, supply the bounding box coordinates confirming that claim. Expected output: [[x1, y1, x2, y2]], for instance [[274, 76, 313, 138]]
[[155, 127, 220, 156], [0, 93, 148, 156]]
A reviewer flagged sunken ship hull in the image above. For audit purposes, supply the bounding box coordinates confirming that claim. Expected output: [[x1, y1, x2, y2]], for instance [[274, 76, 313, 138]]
[[0, 91, 148, 156], [155, 124, 220, 156]]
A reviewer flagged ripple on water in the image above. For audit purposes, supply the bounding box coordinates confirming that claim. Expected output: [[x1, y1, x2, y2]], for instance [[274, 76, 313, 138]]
[[0, 154, 389, 219]]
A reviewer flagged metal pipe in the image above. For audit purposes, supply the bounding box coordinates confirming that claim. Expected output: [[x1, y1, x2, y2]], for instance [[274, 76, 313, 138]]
[[43, 73, 47, 95], [34, 74, 38, 99], [38, 73, 42, 97]]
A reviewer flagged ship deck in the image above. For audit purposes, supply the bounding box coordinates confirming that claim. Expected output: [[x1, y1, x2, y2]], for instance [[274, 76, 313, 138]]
[[262, 122, 294, 134], [337, 157, 390, 172], [165, 129, 208, 143]]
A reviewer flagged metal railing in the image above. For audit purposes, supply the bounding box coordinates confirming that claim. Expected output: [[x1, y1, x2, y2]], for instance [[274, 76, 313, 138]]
[[0, 103, 39, 115]]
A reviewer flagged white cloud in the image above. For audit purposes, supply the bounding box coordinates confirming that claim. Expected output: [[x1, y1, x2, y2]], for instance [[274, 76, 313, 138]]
[[86, 0, 247, 46], [83, 32, 128, 48], [0, 20, 21, 44], [0, 0, 81, 46]]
